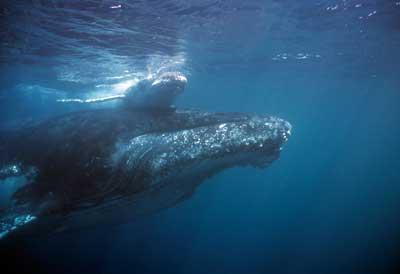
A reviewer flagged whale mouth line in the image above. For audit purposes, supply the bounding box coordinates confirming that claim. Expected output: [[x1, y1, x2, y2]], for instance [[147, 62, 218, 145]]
[[199, 149, 280, 171]]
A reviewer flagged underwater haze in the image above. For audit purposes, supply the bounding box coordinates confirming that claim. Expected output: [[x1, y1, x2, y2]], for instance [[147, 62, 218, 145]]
[[1, 0, 400, 274]]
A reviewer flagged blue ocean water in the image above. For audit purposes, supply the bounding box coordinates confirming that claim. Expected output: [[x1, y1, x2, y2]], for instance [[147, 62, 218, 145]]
[[1, 1, 400, 273]]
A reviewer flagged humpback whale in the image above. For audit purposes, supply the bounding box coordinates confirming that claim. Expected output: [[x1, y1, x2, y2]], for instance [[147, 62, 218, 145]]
[[58, 71, 187, 110], [0, 106, 291, 241]]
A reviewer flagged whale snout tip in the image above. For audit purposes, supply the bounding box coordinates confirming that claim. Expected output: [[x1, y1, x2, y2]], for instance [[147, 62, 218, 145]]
[[151, 72, 187, 88], [175, 73, 187, 83], [161, 71, 187, 81], [281, 120, 292, 142], [166, 72, 187, 85]]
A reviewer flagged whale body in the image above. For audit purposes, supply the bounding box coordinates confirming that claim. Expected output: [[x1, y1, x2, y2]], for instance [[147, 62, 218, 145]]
[[0, 108, 291, 240]]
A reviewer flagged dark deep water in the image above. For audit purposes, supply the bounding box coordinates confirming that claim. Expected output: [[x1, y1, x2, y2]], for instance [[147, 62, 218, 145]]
[[1, 1, 400, 274]]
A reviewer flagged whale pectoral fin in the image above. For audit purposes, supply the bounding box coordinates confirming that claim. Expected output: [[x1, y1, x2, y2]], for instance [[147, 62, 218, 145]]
[[0, 179, 40, 241], [0, 213, 38, 240], [57, 94, 126, 104], [0, 181, 58, 241]]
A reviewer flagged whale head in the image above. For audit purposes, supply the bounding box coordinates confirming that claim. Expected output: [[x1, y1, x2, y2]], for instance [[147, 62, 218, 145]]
[[124, 71, 187, 109], [113, 111, 291, 192], [150, 71, 187, 96]]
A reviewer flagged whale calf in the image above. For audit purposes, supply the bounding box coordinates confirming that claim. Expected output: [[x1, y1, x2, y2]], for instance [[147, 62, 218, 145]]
[[58, 71, 187, 110], [0, 107, 291, 240]]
